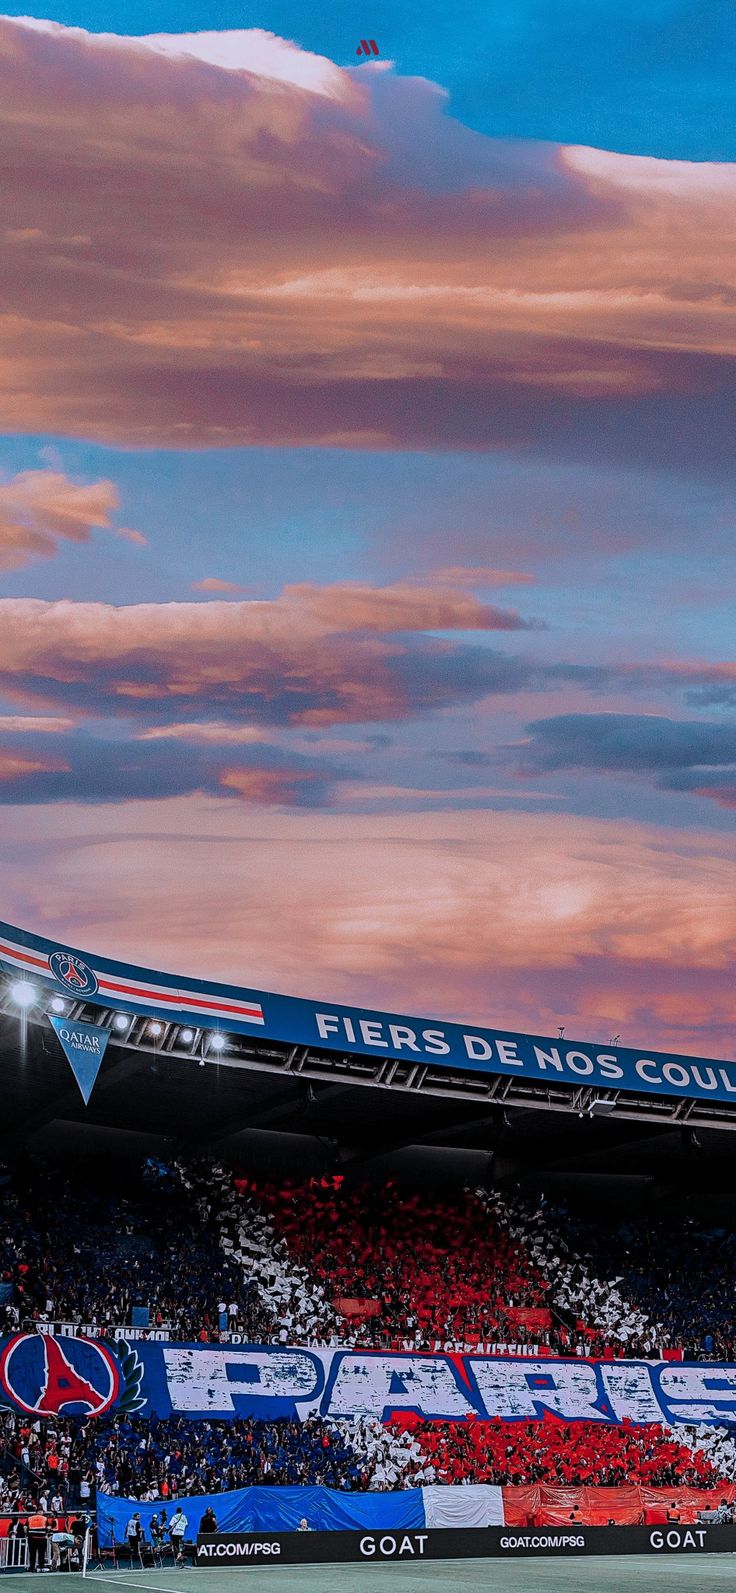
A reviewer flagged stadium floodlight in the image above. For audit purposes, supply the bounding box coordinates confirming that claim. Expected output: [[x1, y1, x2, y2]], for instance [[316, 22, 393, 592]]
[[588, 1097, 616, 1117], [113, 1013, 130, 1031], [209, 1033, 227, 1053], [148, 1021, 163, 1038], [180, 1028, 195, 1044], [50, 997, 67, 1014], [10, 981, 37, 1009]]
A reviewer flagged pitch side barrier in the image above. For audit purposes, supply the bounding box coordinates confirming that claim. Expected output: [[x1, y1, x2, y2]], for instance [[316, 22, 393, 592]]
[[2, 918, 736, 1116], [0, 1512, 94, 1574], [194, 1526, 736, 1565]]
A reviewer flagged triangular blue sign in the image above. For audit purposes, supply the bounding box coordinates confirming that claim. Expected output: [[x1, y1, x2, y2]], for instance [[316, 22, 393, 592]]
[[49, 1016, 110, 1104]]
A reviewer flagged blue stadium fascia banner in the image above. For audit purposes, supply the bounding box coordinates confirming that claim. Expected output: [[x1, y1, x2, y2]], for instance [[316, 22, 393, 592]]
[[0, 1333, 735, 1429], [1, 917, 736, 1106]]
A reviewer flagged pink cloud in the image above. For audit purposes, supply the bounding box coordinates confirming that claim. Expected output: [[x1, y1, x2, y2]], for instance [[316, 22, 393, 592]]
[[0, 715, 75, 732], [283, 580, 538, 632], [0, 582, 539, 723], [191, 577, 250, 593], [430, 567, 535, 587], [0, 18, 732, 450], [2, 798, 734, 1059], [694, 784, 736, 809], [0, 468, 140, 571], [219, 765, 322, 803], [0, 752, 69, 780], [139, 721, 268, 744]]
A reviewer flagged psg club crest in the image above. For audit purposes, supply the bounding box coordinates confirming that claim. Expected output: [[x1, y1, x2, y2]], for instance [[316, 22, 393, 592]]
[[48, 950, 99, 998], [0, 1334, 143, 1418]]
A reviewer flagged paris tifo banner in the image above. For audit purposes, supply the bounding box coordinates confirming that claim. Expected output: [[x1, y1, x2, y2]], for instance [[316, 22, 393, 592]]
[[0, 1334, 734, 1427], [2, 917, 736, 1106]]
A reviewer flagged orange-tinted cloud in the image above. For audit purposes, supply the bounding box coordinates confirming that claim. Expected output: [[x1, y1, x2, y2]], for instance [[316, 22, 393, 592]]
[[282, 580, 540, 632], [0, 723, 336, 806], [0, 583, 540, 723], [0, 752, 69, 780], [0, 18, 733, 454], [191, 578, 252, 593], [431, 567, 535, 587], [0, 468, 141, 571], [0, 715, 75, 732], [140, 721, 269, 744], [219, 765, 322, 803], [2, 798, 734, 1058]]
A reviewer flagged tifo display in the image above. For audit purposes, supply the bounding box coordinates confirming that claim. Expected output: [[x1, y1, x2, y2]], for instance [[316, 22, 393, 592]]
[[0, 1159, 735, 1555]]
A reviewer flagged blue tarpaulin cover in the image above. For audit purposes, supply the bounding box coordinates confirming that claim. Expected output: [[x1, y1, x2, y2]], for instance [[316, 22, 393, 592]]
[[97, 1484, 425, 1543]]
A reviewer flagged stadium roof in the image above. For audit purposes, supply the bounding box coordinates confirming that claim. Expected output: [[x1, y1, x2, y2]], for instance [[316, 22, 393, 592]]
[[1, 919, 735, 1204]]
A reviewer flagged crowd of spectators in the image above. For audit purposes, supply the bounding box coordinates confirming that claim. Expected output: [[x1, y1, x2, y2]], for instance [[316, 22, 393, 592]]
[[1, 1158, 733, 1364], [0, 1162, 276, 1343], [546, 1207, 736, 1361], [255, 1177, 550, 1349], [1, 1156, 736, 1507], [478, 1187, 736, 1362], [476, 1188, 664, 1359], [392, 1417, 721, 1488], [0, 1411, 426, 1502], [0, 1408, 728, 1501], [92, 1414, 373, 1495]]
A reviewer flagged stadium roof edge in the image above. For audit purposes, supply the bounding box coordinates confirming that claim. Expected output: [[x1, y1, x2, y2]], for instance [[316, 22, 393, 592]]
[[1, 920, 735, 1124]]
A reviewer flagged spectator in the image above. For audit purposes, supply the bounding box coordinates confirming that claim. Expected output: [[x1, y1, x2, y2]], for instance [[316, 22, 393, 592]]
[[50, 1528, 80, 1571], [169, 1506, 188, 1563], [125, 1511, 143, 1564]]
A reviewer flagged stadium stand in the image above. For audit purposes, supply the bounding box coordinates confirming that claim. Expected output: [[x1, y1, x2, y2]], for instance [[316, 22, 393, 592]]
[[255, 1176, 552, 1349], [2, 1155, 736, 1531], [4, 1161, 729, 1363], [0, 1162, 276, 1343], [0, 1407, 725, 1504], [532, 1204, 736, 1361], [393, 1417, 719, 1487]]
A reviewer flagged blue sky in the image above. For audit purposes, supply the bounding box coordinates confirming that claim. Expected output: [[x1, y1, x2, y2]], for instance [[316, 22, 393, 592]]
[[4, 0, 735, 156], [0, 6, 734, 1055]]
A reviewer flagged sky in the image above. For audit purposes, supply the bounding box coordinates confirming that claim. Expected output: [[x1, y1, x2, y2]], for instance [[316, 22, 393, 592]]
[[0, 4, 734, 1058]]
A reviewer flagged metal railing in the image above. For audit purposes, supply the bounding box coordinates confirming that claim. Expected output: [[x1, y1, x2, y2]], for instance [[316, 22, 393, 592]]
[[0, 1537, 28, 1570], [0, 1513, 93, 1575]]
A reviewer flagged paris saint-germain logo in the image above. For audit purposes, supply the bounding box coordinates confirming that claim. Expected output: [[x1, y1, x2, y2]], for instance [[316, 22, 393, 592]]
[[49, 950, 99, 998], [0, 1334, 143, 1418]]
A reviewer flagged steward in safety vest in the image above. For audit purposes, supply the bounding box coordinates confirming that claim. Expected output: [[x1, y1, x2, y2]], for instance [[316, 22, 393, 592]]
[[27, 1512, 49, 1573]]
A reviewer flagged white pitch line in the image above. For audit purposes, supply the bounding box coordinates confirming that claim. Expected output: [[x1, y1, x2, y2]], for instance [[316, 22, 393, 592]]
[[86, 1575, 189, 1593]]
